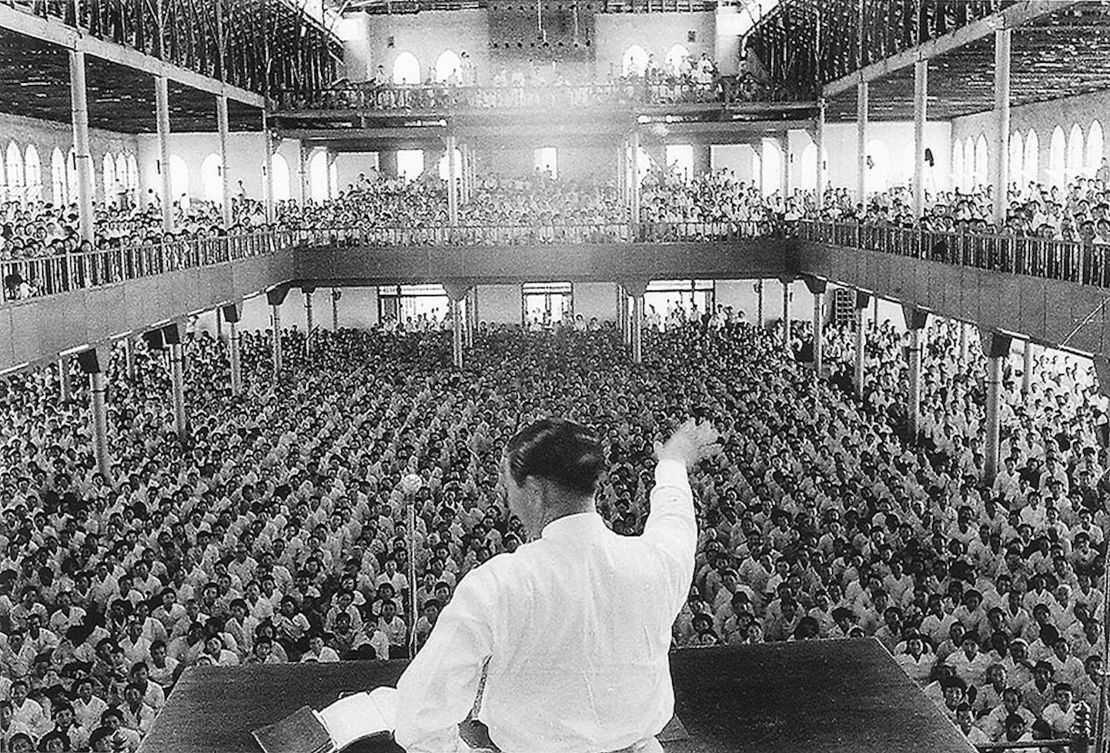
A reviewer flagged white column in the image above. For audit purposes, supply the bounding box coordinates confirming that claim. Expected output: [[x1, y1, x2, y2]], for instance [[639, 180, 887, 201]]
[[154, 75, 175, 234], [993, 28, 1012, 227], [300, 142, 312, 205], [304, 289, 314, 360], [629, 131, 641, 230], [781, 279, 792, 353], [272, 304, 283, 376], [68, 51, 94, 244], [169, 342, 187, 441], [812, 291, 824, 375], [217, 94, 232, 227], [262, 111, 275, 222], [815, 103, 826, 210], [631, 294, 643, 364], [58, 357, 72, 403], [447, 134, 458, 225], [452, 297, 464, 369], [912, 60, 928, 220], [854, 292, 869, 399], [89, 371, 111, 480], [1022, 341, 1034, 394], [229, 321, 242, 395], [904, 307, 929, 439], [856, 81, 869, 204], [983, 336, 1011, 483]]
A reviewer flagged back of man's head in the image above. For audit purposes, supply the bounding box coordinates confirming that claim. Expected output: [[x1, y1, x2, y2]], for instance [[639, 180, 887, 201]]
[[506, 419, 604, 498]]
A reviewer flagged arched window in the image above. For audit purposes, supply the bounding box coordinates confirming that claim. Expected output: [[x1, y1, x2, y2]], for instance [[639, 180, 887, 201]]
[[392, 52, 421, 85], [127, 155, 139, 193], [1023, 129, 1039, 187], [761, 140, 782, 197], [1086, 120, 1104, 177], [51, 147, 66, 206], [974, 135, 989, 189], [865, 139, 891, 196], [1008, 132, 1023, 191], [800, 141, 824, 191], [6, 141, 25, 203], [23, 145, 41, 203], [622, 45, 650, 78], [102, 153, 117, 202], [271, 154, 291, 201], [952, 140, 964, 189], [169, 155, 189, 203], [438, 147, 462, 181], [66, 149, 78, 204], [1067, 123, 1084, 184], [664, 44, 690, 76], [962, 138, 975, 191], [434, 50, 462, 84], [200, 153, 222, 203], [309, 151, 330, 200], [1049, 125, 1067, 188]]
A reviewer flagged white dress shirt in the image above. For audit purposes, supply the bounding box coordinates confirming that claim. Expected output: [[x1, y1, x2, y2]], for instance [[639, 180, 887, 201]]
[[395, 460, 694, 753]]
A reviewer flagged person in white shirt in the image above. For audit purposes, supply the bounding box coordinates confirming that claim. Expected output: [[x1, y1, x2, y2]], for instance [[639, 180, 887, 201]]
[[395, 418, 718, 753]]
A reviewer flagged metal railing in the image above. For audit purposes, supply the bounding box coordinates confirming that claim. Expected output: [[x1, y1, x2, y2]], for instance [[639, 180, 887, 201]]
[[799, 221, 1110, 289], [274, 78, 750, 113], [0, 231, 290, 304], [293, 220, 775, 247]]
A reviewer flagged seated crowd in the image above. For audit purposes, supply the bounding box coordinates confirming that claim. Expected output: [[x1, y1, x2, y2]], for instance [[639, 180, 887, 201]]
[[0, 298, 1102, 748]]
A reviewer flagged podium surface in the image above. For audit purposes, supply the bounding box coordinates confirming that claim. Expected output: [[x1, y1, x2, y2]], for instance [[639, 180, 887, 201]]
[[139, 639, 974, 753]]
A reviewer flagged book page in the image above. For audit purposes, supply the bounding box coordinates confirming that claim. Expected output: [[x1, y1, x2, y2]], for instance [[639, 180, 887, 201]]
[[318, 687, 399, 751]]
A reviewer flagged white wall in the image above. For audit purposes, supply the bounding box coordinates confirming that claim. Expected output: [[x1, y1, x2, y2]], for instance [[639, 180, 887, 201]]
[[477, 285, 520, 325], [819, 121, 952, 193], [575, 282, 616, 323]]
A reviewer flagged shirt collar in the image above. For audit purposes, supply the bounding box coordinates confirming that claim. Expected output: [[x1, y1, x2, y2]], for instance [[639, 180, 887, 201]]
[[540, 510, 605, 540]]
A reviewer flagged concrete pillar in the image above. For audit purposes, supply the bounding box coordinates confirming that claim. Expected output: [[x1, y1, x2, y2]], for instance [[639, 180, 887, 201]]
[[331, 289, 340, 330], [993, 28, 1012, 227], [912, 60, 928, 220], [57, 356, 72, 403], [620, 279, 648, 363], [217, 95, 232, 227], [444, 282, 471, 369], [459, 143, 471, 203], [617, 140, 627, 206], [300, 142, 312, 205], [68, 51, 94, 244], [629, 131, 641, 229], [804, 277, 827, 375], [1022, 341, 1034, 394], [465, 288, 477, 348], [780, 278, 793, 354], [981, 332, 1012, 483], [857, 81, 869, 204], [959, 322, 969, 361], [262, 111, 275, 222], [617, 285, 629, 345], [854, 291, 871, 399], [903, 306, 930, 440], [154, 75, 175, 234], [267, 287, 290, 377], [446, 134, 458, 225], [76, 347, 111, 481], [163, 322, 187, 442], [756, 280, 764, 328], [222, 302, 243, 395], [815, 103, 826, 210], [303, 288, 315, 360]]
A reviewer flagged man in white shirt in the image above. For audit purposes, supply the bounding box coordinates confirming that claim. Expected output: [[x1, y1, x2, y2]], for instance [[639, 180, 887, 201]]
[[395, 418, 718, 753]]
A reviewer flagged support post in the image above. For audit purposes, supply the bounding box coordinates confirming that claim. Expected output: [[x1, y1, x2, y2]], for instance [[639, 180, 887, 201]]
[[815, 102, 826, 210], [68, 51, 94, 243], [267, 286, 290, 377], [262, 112, 274, 222], [303, 288, 315, 360], [620, 279, 649, 364], [981, 332, 1012, 483], [446, 134, 458, 225], [903, 306, 930, 441], [959, 322, 969, 361], [1022, 340, 1034, 394], [459, 143, 471, 203], [331, 289, 340, 330], [617, 285, 629, 345], [912, 60, 928, 220], [856, 81, 868, 204], [444, 282, 471, 369], [629, 131, 641, 234], [854, 291, 870, 399], [299, 142, 312, 205], [222, 302, 243, 396], [58, 356, 72, 403], [804, 277, 827, 375], [217, 94, 232, 227], [154, 75, 175, 233], [76, 347, 112, 482], [780, 278, 793, 356], [163, 322, 187, 442], [756, 280, 764, 328], [993, 27, 1012, 227]]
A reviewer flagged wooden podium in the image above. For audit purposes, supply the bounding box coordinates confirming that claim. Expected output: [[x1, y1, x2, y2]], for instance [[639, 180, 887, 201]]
[[138, 639, 974, 753]]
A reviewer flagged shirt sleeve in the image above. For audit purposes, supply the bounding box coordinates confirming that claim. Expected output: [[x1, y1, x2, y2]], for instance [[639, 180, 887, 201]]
[[394, 567, 496, 753], [642, 458, 696, 617]]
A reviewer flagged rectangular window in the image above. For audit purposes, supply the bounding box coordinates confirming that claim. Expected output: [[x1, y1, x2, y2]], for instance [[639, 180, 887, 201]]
[[534, 147, 558, 179], [665, 144, 694, 181], [396, 149, 424, 182]]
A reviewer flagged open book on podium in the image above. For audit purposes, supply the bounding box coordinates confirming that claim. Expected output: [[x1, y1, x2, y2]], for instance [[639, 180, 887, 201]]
[[253, 687, 398, 753]]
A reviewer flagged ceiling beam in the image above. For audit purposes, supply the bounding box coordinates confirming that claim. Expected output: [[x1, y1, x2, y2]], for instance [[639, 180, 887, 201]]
[[0, 4, 264, 108], [823, 0, 1082, 99]]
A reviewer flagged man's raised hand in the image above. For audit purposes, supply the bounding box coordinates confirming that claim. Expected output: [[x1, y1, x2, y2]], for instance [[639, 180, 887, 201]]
[[654, 419, 720, 469]]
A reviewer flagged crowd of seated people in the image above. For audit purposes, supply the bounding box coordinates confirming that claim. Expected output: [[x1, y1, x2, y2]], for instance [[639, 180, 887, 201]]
[[0, 301, 1103, 748]]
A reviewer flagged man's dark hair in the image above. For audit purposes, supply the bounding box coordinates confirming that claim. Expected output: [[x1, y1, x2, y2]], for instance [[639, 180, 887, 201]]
[[506, 419, 604, 497]]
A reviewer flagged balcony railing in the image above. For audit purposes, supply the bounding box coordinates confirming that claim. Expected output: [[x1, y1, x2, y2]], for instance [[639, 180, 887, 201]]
[[799, 221, 1110, 289], [273, 78, 775, 113], [0, 231, 291, 304], [294, 220, 776, 247]]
